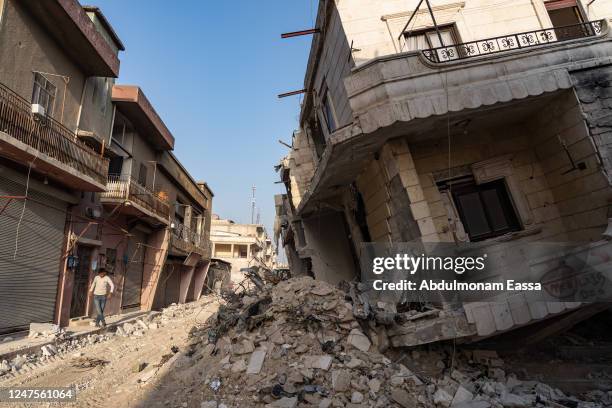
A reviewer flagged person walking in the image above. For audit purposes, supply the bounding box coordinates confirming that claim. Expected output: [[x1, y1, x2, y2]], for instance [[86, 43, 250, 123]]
[[88, 268, 115, 328]]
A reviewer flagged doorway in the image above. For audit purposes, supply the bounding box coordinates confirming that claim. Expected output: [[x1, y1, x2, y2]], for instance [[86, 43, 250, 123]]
[[545, 0, 588, 40], [70, 246, 92, 318]]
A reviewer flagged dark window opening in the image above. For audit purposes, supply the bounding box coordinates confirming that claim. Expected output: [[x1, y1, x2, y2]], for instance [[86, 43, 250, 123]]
[[138, 163, 147, 187], [322, 90, 337, 134], [545, 0, 588, 40], [108, 156, 123, 176], [439, 177, 521, 242], [351, 183, 372, 242], [308, 118, 327, 159]]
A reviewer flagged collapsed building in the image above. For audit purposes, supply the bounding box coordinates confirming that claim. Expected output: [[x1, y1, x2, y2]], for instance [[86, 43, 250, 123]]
[[275, 0, 612, 347]]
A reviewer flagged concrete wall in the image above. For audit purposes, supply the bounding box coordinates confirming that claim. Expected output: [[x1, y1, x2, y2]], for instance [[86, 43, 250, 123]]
[[284, 130, 317, 209], [78, 76, 115, 143], [404, 90, 608, 244], [302, 211, 357, 284], [0, 0, 86, 130]]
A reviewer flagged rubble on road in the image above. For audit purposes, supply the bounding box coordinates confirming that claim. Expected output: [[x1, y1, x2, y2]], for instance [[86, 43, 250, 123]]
[[0, 298, 218, 379], [159, 276, 609, 408]]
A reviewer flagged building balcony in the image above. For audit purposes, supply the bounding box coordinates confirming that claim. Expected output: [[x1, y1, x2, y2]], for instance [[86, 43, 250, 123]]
[[100, 175, 170, 225], [0, 83, 109, 191], [295, 20, 612, 215], [422, 20, 605, 64], [170, 221, 211, 258]]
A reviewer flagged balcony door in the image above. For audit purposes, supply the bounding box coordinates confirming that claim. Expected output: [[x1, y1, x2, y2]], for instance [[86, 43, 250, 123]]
[[545, 0, 588, 40]]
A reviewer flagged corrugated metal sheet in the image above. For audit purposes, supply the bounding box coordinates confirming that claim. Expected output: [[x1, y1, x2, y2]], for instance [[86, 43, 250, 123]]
[[0, 174, 67, 333]]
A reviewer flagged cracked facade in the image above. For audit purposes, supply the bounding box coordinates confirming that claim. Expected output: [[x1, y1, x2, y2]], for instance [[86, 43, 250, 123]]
[[275, 0, 612, 346]]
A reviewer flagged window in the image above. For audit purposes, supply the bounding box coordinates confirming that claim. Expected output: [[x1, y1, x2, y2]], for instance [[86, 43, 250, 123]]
[[138, 163, 147, 187], [234, 244, 248, 258], [439, 177, 520, 242], [545, 0, 587, 40], [404, 25, 459, 51], [31, 73, 56, 117], [108, 156, 123, 176], [214, 243, 232, 258], [320, 85, 337, 134]]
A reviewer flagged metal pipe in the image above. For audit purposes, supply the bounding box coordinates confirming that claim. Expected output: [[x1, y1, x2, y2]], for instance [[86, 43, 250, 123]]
[[425, 0, 445, 47], [398, 0, 425, 40]]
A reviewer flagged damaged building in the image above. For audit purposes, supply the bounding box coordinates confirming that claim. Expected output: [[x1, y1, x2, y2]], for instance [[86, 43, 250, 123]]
[[211, 216, 277, 285], [0, 0, 214, 333], [276, 0, 612, 347]]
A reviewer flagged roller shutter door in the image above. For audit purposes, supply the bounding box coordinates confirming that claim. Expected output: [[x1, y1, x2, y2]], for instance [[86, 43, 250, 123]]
[[0, 175, 67, 333]]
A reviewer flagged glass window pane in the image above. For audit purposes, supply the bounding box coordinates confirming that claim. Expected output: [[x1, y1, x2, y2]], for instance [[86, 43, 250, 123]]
[[457, 192, 491, 237], [406, 33, 428, 51], [427, 29, 455, 47], [480, 188, 509, 231]]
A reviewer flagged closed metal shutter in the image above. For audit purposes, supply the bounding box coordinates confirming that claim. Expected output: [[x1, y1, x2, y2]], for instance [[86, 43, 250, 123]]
[[121, 230, 145, 308], [0, 175, 67, 333]]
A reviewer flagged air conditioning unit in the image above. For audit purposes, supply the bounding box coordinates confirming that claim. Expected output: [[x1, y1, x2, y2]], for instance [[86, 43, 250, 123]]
[[85, 206, 102, 219], [31, 104, 46, 119]]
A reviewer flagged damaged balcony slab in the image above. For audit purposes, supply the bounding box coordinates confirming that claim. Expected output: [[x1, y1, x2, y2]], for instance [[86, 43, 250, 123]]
[[387, 309, 477, 348], [296, 26, 612, 216]]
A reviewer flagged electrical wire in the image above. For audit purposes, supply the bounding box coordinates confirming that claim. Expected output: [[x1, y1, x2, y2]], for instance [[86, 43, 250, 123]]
[[13, 120, 41, 260]]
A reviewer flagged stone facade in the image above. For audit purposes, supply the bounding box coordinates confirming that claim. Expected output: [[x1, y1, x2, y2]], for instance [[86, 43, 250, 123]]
[[276, 0, 612, 346]]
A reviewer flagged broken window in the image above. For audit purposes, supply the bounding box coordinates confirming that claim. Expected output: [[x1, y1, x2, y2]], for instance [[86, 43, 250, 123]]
[[545, 0, 587, 40], [32, 73, 56, 117], [438, 177, 521, 242]]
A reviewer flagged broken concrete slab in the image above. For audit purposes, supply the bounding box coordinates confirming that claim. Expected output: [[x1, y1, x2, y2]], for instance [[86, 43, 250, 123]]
[[265, 396, 298, 408], [331, 369, 351, 392], [391, 388, 417, 407], [246, 349, 266, 374], [347, 329, 371, 352], [452, 385, 474, 406], [303, 355, 332, 371]]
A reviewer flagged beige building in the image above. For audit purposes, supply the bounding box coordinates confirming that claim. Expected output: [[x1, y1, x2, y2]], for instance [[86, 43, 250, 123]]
[[276, 0, 612, 346], [211, 216, 276, 284]]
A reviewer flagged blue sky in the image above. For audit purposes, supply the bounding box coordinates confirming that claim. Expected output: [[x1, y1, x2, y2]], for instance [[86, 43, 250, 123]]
[[91, 1, 316, 234]]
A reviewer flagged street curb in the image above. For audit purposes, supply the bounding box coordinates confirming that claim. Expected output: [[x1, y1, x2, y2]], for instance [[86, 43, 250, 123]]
[[0, 311, 159, 363]]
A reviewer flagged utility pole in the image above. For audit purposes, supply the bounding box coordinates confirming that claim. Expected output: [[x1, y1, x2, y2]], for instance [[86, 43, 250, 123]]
[[251, 185, 256, 224]]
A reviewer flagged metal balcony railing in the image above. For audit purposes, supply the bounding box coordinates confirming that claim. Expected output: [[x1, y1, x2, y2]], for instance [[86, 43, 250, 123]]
[[0, 82, 109, 184], [422, 20, 605, 64], [172, 221, 211, 256], [101, 175, 170, 220]]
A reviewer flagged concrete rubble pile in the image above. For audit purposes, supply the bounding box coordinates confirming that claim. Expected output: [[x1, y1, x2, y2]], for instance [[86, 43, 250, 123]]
[[0, 300, 207, 378], [170, 276, 607, 408]]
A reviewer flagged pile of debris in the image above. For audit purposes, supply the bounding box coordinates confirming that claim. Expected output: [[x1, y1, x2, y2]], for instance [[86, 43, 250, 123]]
[[164, 276, 606, 408], [0, 300, 211, 379]]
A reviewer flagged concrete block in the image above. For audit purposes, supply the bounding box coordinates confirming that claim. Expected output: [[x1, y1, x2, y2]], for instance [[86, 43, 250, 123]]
[[246, 349, 266, 374], [410, 201, 431, 220]]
